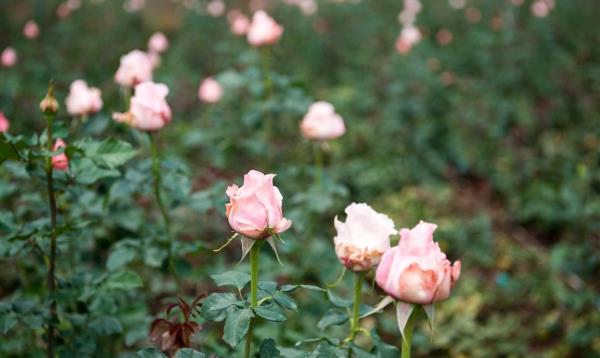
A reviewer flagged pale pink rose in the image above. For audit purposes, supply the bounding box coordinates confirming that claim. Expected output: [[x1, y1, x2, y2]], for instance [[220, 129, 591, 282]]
[[56, 3, 71, 18], [395, 26, 421, 54], [531, 0, 551, 18], [334, 203, 396, 271], [198, 77, 223, 103], [114, 50, 153, 88], [124, 0, 146, 12], [225, 170, 292, 239], [375, 221, 461, 305], [0, 112, 9, 133], [147, 51, 161, 69], [206, 0, 226, 17], [228, 10, 250, 35], [1, 47, 17, 67], [247, 11, 284, 47], [300, 101, 346, 140], [23, 20, 40, 39], [65, 80, 103, 116], [113, 81, 171, 131], [67, 0, 82, 10], [148, 32, 169, 53], [52, 139, 69, 171]]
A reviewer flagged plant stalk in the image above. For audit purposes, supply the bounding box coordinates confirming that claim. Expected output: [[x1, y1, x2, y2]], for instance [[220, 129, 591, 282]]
[[44, 112, 57, 358], [401, 309, 417, 358], [244, 241, 261, 358]]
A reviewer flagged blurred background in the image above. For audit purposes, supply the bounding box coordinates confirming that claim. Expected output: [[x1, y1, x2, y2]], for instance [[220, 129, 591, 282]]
[[1, 0, 599, 356]]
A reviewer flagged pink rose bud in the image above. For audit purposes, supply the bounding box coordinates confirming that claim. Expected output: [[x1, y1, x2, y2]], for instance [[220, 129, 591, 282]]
[[395, 26, 421, 54], [334, 203, 396, 271], [376, 221, 461, 305], [228, 10, 250, 35], [52, 139, 69, 171], [113, 81, 171, 131], [1, 47, 17, 67], [148, 32, 169, 54], [114, 50, 154, 88], [247, 11, 284, 47], [23, 20, 40, 39], [198, 77, 223, 103], [225, 170, 292, 239], [0, 112, 9, 133], [531, 0, 552, 17], [300, 101, 346, 140], [65, 80, 103, 117]]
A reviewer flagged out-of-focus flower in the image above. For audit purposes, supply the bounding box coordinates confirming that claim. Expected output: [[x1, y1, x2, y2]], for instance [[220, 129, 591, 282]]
[[228, 9, 251, 35], [436, 28, 453, 45], [531, 0, 554, 18], [1, 47, 17, 67], [52, 139, 69, 171], [334, 203, 396, 271], [114, 50, 153, 88], [113, 81, 171, 131], [465, 7, 482, 23], [0, 112, 9, 133], [395, 25, 421, 54], [124, 0, 146, 12], [23, 20, 40, 39], [448, 0, 466, 10], [198, 77, 223, 104], [225, 170, 292, 239], [247, 11, 284, 47], [375, 221, 461, 305], [300, 101, 346, 140], [284, 0, 318, 16], [65, 80, 103, 117], [148, 32, 169, 53], [206, 0, 226, 17]]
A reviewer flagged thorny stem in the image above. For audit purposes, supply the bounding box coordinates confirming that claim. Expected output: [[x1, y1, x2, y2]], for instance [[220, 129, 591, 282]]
[[44, 112, 57, 358]]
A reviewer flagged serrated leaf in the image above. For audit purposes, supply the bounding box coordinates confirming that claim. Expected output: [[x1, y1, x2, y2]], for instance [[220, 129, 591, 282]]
[[272, 292, 297, 311], [326, 289, 352, 308], [211, 271, 251, 291], [136, 348, 168, 358], [80, 138, 137, 169], [200, 293, 239, 322], [317, 309, 348, 330], [106, 246, 136, 271], [174, 348, 207, 358], [104, 270, 143, 290], [280, 284, 325, 292], [223, 307, 253, 347], [254, 305, 286, 322], [259, 338, 281, 358], [90, 316, 123, 335]]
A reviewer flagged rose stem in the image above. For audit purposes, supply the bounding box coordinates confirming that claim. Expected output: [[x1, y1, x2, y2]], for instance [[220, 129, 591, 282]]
[[245, 240, 262, 358], [401, 309, 417, 358], [44, 104, 57, 358]]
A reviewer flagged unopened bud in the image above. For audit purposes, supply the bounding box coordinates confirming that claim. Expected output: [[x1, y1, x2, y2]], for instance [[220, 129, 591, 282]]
[[40, 86, 59, 114]]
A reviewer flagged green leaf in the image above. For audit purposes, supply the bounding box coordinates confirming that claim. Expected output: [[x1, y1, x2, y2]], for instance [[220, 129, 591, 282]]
[[370, 329, 400, 358], [80, 138, 137, 169], [272, 292, 297, 311], [200, 293, 239, 322], [136, 348, 168, 358], [223, 307, 253, 348], [254, 304, 286, 322], [174, 348, 207, 358], [71, 158, 121, 185], [0, 134, 24, 163], [317, 309, 348, 330], [106, 246, 136, 271], [211, 271, 251, 291], [259, 338, 281, 358], [89, 316, 123, 335], [104, 270, 143, 290], [281, 284, 325, 292], [326, 289, 352, 308], [0, 312, 17, 334]]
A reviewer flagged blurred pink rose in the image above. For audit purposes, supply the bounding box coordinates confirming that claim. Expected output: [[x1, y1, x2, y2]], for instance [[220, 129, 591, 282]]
[[334, 203, 396, 271], [247, 11, 284, 47], [1, 47, 17, 67], [228, 10, 250, 35], [113, 81, 171, 131], [148, 32, 169, 53], [0, 112, 9, 133], [206, 0, 226, 17], [198, 77, 223, 103], [52, 139, 69, 171], [225, 170, 292, 239], [300, 101, 346, 140], [65, 80, 103, 116], [376, 221, 461, 305], [114, 50, 153, 88], [395, 26, 421, 54], [23, 20, 40, 39], [531, 0, 553, 18]]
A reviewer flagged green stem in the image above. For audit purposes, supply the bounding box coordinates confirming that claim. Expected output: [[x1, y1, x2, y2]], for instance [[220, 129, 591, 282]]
[[314, 142, 323, 190], [401, 309, 417, 358], [44, 113, 57, 358], [349, 272, 364, 341], [260, 47, 273, 141], [245, 241, 261, 358], [150, 133, 179, 287]]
